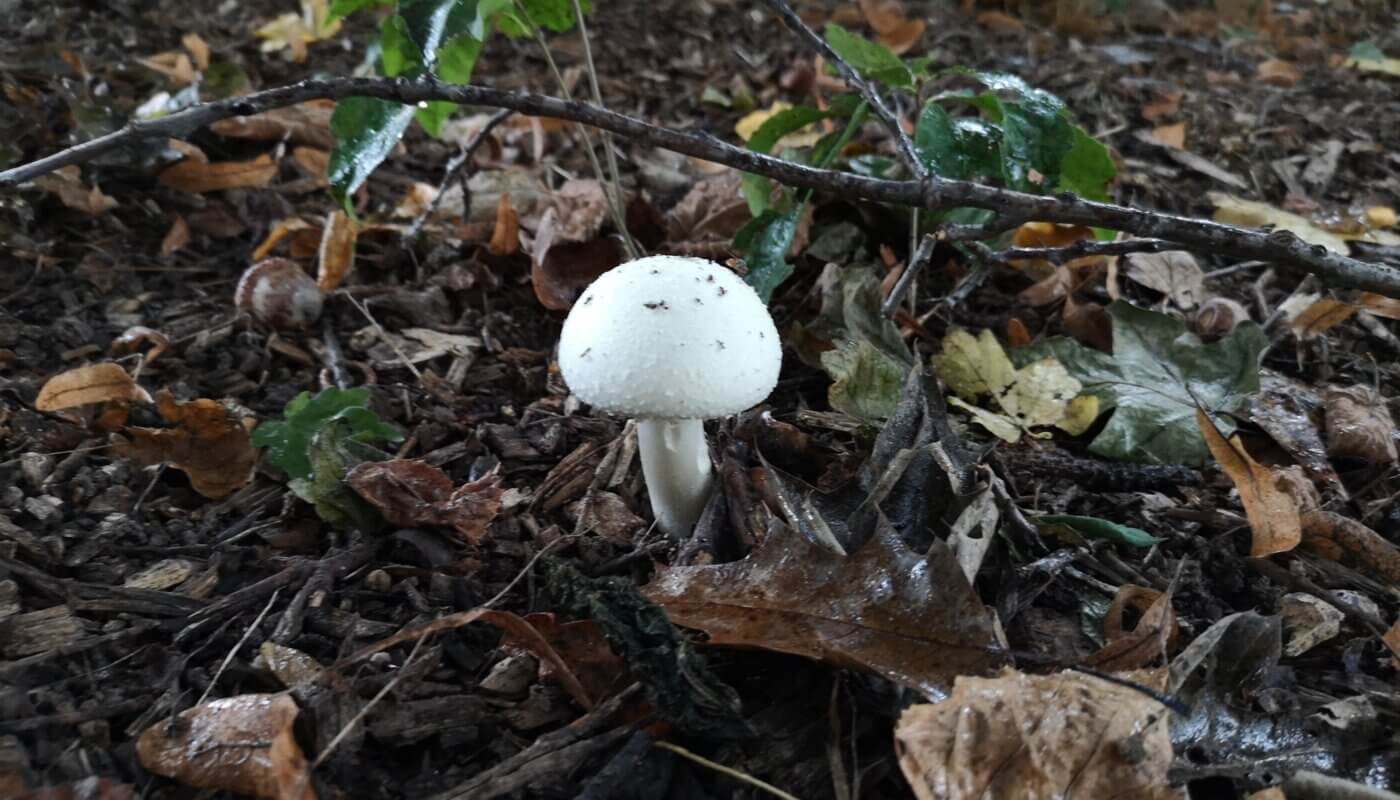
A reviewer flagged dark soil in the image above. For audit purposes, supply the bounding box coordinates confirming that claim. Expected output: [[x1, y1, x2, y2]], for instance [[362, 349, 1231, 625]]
[[3, 0, 1400, 798]]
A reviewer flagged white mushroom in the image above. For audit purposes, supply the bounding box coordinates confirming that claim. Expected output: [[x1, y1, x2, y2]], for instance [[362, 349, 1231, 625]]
[[558, 255, 782, 536]]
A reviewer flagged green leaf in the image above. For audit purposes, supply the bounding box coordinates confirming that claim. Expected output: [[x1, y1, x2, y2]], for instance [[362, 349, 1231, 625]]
[[739, 209, 800, 303], [328, 0, 389, 23], [821, 338, 909, 421], [914, 102, 1001, 181], [998, 101, 1074, 191], [378, 14, 418, 77], [1349, 41, 1386, 61], [1036, 514, 1159, 548], [251, 387, 402, 481], [328, 97, 415, 211], [1018, 301, 1266, 465], [437, 32, 483, 83], [497, 0, 588, 35], [1057, 126, 1116, 202], [823, 23, 913, 88]]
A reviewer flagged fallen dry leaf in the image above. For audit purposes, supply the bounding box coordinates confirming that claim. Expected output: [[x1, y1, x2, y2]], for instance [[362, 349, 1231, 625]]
[[1197, 408, 1301, 557], [500, 612, 627, 707], [1006, 317, 1031, 348], [159, 154, 278, 193], [896, 668, 1180, 800], [1085, 584, 1178, 670], [254, 217, 314, 260], [644, 520, 1002, 695], [1209, 193, 1350, 253], [1256, 58, 1302, 87], [1300, 510, 1400, 584], [1385, 618, 1400, 670], [1345, 52, 1400, 78], [1141, 89, 1183, 122], [256, 0, 341, 63], [530, 209, 623, 311], [35, 363, 152, 411], [1062, 294, 1113, 352], [1009, 222, 1098, 279], [110, 391, 257, 498], [539, 178, 609, 244], [347, 460, 504, 543], [137, 693, 316, 800], [181, 32, 210, 70], [859, 0, 925, 52], [110, 326, 171, 365], [488, 193, 519, 256], [1356, 291, 1400, 320], [1149, 121, 1187, 149], [139, 51, 195, 86], [29, 165, 117, 216], [1324, 384, 1397, 464], [665, 171, 752, 256], [210, 103, 336, 149], [160, 215, 191, 256], [1122, 250, 1204, 309], [1282, 295, 1355, 341], [975, 10, 1026, 35], [316, 210, 357, 292]]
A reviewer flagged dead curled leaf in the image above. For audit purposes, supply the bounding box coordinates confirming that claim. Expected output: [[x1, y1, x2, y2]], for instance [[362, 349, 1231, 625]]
[[28, 165, 118, 216], [159, 153, 278, 193], [896, 668, 1180, 800], [1196, 408, 1301, 558], [209, 103, 337, 150], [530, 208, 623, 311], [137, 693, 317, 800], [500, 612, 627, 707], [315, 209, 357, 292], [1085, 584, 1179, 671], [35, 363, 152, 411], [644, 520, 1002, 695], [1300, 510, 1400, 584], [1282, 295, 1356, 342], [109, 390, 258, 499], [346, 460, 503, 543], [488, 193, 519, 256]]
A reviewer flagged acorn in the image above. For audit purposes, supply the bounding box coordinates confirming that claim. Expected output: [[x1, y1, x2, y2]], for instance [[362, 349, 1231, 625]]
[[234, 258, 323, 329], [1193, 296, 1250, 341]]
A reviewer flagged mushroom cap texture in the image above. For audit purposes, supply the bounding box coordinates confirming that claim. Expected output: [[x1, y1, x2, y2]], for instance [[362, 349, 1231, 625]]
[[558, 255, 782, 419]]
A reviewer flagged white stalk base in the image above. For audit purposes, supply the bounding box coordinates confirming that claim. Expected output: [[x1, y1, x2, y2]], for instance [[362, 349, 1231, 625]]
[[636, 418, 713, 537]]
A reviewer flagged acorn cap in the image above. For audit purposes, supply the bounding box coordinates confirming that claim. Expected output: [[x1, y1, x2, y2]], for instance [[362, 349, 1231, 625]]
[[558, 255, 782, 420]]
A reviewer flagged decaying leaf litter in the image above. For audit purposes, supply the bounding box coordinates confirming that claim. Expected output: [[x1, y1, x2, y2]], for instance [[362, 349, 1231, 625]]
[[3, 0, 1400, 797]]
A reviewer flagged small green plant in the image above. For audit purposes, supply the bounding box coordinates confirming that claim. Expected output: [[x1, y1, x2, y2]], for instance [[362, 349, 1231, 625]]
[[252, 387, 403, 480], [325, 0, 591, 212], [735, 25, 1117, 300]]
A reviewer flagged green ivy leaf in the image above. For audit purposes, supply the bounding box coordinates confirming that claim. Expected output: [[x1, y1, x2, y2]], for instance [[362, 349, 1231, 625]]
[[378, 14, 418, 77], [999, 101, 1074, 191], [737, 208, 800, 303], [1017, 301, 1266, 465], [821, 338, 908, 421], [1036, 514, 1159, 548], [823, 23, 913, 88], [1057, 126, 1116, 202], [328, 0, 390, 23], [251, 387, 403, 481], [497, 0, 589, 35], [914, 101, 1001, 181], [328, 97, 416, 212]]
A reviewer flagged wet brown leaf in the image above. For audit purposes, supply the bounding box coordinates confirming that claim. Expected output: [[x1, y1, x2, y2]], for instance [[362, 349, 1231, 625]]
[[531, 214, 622, 311], [644, 521, 1002, 694], [347, 460, 503, 543], [1300, 510, 1400, 584], [35, 363, 152, 411], [137, 693, 316, 800], [1085, 584, 1178, 670], [896, 668, 1180, 800], [488, 193, 519, 256], [1324, 385, 1397, 463], [1241, 382, 1343, 498], [160, 215, 190, 255], [316, 210, 357, 292], [109, 390, 258, 499], [1009, 222, 1097, 279], [209, 103, 336, 149], [501, 612, 627, 708], [1196, 408, 1301, 557], [1006, 317, 1031, 348], [664, 171, 751, 253], [29, 166, 117, 216], [1062, 295, 1113, 352], [159, 154, 278, 193]]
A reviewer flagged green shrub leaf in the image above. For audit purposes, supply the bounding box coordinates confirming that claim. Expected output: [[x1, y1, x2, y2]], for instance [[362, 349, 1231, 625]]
[[823, 23, 912, 88], [251, 387, 403, 481]]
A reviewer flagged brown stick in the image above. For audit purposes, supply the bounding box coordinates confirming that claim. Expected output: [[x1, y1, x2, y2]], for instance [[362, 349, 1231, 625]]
[[2, 77, 1398, 295]]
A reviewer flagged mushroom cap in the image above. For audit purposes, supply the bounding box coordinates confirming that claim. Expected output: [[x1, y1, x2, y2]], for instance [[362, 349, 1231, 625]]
[[558, 255, 782, 419]]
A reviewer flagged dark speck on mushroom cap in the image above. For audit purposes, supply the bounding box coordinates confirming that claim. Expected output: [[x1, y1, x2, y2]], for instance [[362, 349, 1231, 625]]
[[557, 255, 782, 419]]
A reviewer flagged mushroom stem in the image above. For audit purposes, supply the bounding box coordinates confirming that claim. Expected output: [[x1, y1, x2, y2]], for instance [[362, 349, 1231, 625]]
[[636, 418, 713, 537]]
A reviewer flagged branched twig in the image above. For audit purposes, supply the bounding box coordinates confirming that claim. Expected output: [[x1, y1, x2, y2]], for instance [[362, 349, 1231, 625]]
[[987, 236, 1182, 265], [881, 233, 937, 318], [3, 77, 1398, 295], [406, 107, 511, 240], [758, 0, 927, 180]]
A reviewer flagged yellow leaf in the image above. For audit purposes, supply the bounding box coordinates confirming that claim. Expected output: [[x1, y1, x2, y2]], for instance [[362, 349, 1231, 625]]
[[934, 329, 1094, 441], [1345, 56, 1400, 78], [947, 397, 1023, 443], [1000, 358, 1081, 428], [733, 101, 822, 148], [932, 329, 1015, 400], [1057, 394, 1100, 436], [1196, 408, 1301, 558]]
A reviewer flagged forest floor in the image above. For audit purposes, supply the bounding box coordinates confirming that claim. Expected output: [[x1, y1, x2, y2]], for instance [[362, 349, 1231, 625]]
[[3, 0, 1400, 798]]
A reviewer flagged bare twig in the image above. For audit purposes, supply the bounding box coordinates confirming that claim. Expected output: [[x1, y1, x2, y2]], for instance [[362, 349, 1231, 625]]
[[405, 107, 511, 240], [195, 589, 281, 707], [881, 233, 937, 318], [654, 741, 802, 800], [986, 236, 1183, 265], [758, 0, 926, 180], [3, 77, 1398, 295], [570, 0, 636, 259]]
